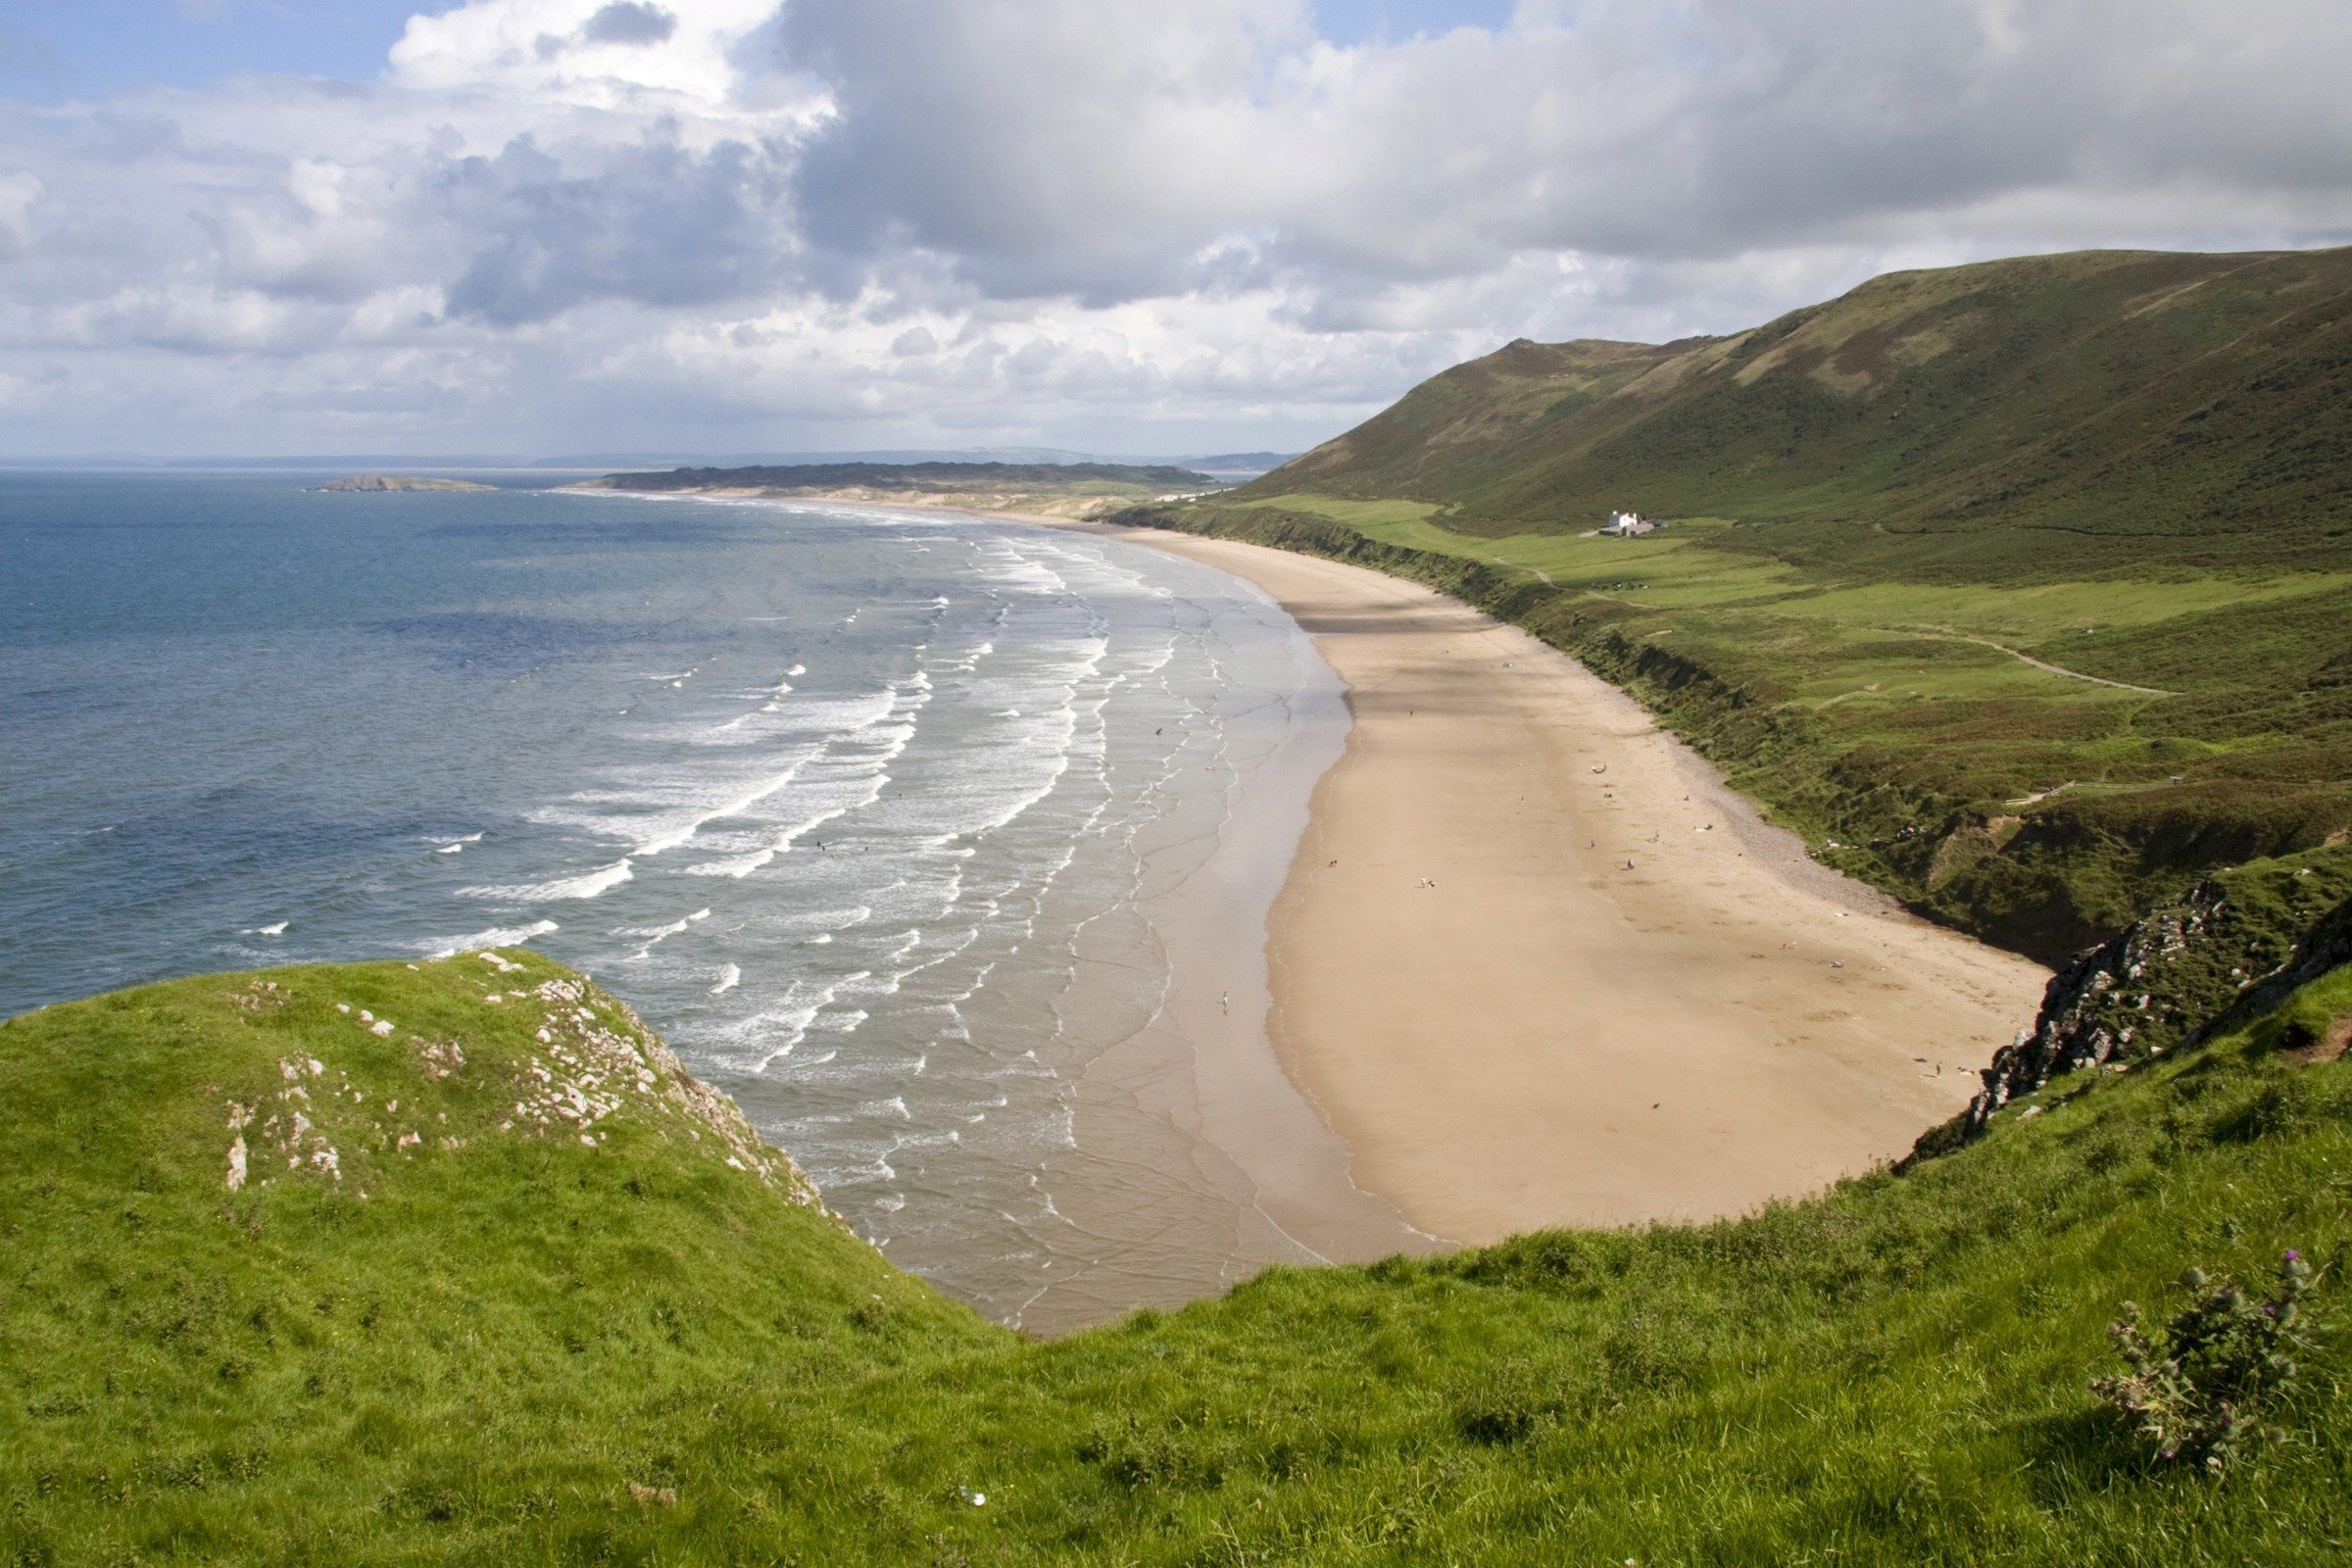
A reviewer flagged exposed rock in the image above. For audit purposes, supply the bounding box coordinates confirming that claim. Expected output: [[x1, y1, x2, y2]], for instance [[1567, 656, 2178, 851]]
[[1906, 882, 2352, 1163]]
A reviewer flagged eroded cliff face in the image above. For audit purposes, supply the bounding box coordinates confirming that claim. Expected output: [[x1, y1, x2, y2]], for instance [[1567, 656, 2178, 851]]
[[1908, 874, 2352, 1162]]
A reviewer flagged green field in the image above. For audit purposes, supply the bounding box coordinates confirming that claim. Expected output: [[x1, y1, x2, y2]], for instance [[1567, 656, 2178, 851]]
[[6, 948, 2351, 1564], [1250, 490, 2352, 710], [1117, 487, 2351, 962]]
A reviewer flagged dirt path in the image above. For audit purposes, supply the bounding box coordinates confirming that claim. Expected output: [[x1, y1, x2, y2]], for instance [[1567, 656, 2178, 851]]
[[1930, 634, 2177, 696]]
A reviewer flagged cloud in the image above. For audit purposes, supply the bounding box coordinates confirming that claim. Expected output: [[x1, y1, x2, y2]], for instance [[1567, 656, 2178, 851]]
[[582, 4, 678, 47], [0, 172, 39, 259], [435, 132, 800, 324], [0, 0, 2349, 457], [781, 0, 2352, 306], [389, 0, 779, 102]]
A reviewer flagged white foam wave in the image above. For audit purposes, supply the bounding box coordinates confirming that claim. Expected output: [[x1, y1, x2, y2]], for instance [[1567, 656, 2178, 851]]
[[628, 906, 710, 957], [422, 918, 559, 958], [461, 856, 633, 902], [630, 760, 813, 856], [710, 963, 741, 996]]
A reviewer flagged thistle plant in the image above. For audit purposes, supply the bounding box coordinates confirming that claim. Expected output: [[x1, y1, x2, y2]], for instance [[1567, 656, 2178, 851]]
[[2093, 1251, 2322, 1474]]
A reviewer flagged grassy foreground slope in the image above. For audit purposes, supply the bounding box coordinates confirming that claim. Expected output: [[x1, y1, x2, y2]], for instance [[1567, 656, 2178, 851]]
[[1123, 248, 2352, 962], [7, 951, 2352, 1564]]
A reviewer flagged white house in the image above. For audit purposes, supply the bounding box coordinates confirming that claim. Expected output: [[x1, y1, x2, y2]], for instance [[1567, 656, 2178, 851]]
[[1600, 510, 1659, 537]]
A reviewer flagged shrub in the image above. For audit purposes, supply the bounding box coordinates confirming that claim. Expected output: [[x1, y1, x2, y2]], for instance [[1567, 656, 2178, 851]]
[[2091, 1251, 2322, 1473]]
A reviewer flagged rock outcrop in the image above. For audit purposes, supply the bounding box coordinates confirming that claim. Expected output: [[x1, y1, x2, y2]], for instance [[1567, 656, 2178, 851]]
[[1906, 871, 2352, 1162]]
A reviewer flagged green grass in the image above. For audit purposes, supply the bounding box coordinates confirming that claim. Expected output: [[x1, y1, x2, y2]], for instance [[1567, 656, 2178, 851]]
[[1250, 248, 2352, 579], [1152, 449, 2352, 965], [7, 949, 2352, 1563], [1253, 491, 2349, 668]]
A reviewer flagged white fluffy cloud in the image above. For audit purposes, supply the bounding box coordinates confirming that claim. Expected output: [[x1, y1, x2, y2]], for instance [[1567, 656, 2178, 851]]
[[0, 0, 2348, 456]]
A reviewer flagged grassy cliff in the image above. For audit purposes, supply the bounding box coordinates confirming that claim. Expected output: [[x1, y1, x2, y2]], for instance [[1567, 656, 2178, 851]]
[[6, 949, 2350, 1564], [1118, 247, 2352, 963]]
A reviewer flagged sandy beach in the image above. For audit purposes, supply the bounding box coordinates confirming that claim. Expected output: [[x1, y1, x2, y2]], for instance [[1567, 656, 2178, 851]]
[[1027, 517, 2051, 1246]]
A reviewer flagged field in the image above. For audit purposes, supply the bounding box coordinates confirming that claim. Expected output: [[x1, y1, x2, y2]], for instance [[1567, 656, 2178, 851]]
[[1108, 488, 2352, 962], [4, 948, 2350, 1564]]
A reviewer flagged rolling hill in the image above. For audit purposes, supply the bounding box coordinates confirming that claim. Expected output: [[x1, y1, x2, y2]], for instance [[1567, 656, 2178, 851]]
[[1250, 246, 2352, 577], [4, 945, 2348, 1563]]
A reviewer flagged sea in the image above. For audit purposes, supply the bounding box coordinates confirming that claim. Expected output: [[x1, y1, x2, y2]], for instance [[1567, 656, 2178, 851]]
[[0, 471, 1354, 1327]]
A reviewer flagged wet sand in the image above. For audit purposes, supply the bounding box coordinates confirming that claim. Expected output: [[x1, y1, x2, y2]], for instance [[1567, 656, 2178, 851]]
[[1029, 518, 2050, 1246], [1009, 612, 1438, 1332]]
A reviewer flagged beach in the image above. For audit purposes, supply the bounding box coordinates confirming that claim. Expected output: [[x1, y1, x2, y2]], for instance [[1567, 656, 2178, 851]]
[[1030, 517, 2052, 1246]]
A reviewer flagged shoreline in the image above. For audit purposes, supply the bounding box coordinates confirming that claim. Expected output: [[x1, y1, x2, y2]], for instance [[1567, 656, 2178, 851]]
[[1012, 567, 1438, 1330], [566, 486, 1436, 1327], [1004, 513, 2051, 1244], [617, 489, 2047, 1265]]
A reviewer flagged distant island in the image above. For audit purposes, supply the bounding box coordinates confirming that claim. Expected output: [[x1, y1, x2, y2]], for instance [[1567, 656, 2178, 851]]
[[311, 474, 495, 493], [570, 460, 1221, 517]]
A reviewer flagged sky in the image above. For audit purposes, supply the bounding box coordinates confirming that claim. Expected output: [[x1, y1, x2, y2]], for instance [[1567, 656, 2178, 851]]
[[0, 0, 2347, 460]]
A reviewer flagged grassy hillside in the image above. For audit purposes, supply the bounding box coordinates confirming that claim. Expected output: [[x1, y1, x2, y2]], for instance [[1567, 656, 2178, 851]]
[[1112, 248, 2352, 962], [7, 949, 2351, 1564], [1253, 247, 2352, 576]]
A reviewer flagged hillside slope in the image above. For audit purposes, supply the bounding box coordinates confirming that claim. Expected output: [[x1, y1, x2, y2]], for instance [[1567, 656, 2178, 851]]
[[6, 949, 2351, 1563], [1127, 248, 2352, 961], [1253, 246, 2352, 577]]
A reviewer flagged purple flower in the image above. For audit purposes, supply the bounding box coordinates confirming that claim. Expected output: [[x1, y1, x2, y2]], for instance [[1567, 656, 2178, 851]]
[[2286, 1250, 2301, 1261]]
